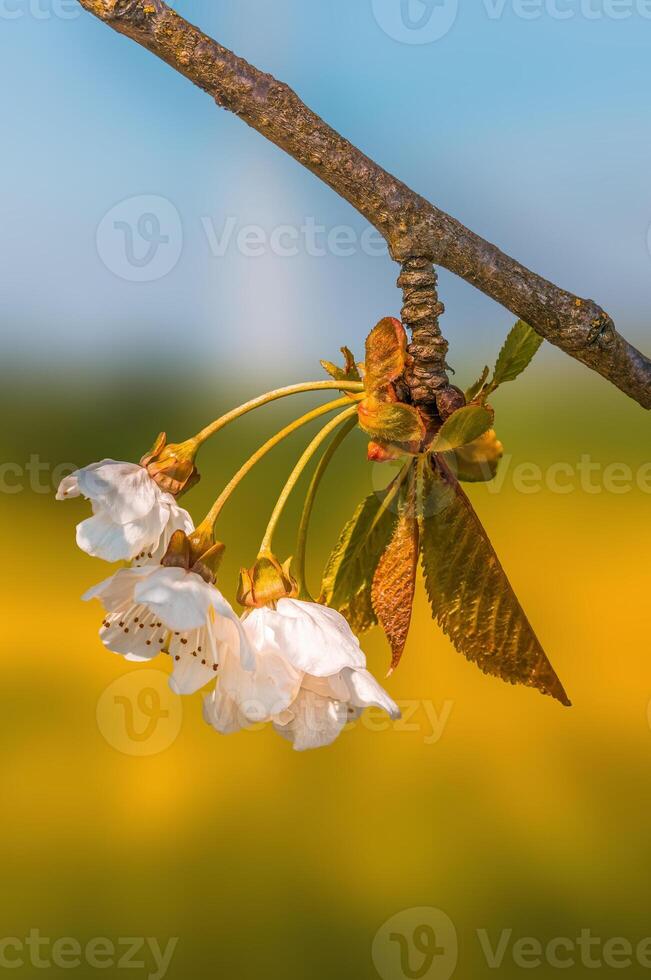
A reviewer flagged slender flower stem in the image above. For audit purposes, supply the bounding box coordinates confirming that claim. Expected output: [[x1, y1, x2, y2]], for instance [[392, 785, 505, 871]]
[[190, 381, 364, 448], [416, 454, 427, 518], [200, 396, 361, 533], [294, 417, 357, 600], [259, 405, 359, 557], [371, 459, 412, 532]]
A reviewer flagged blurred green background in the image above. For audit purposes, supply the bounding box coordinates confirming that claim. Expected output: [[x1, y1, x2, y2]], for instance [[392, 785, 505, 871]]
[[1, 357, 650, 978]]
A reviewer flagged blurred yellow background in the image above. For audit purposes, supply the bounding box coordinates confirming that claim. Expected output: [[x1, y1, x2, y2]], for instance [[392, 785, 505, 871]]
[[1, 358, 649, 978]]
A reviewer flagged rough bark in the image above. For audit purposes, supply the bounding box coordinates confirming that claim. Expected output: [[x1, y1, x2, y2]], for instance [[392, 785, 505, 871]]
[[399, 259, 464, 420], [77, 0, 650, 410]]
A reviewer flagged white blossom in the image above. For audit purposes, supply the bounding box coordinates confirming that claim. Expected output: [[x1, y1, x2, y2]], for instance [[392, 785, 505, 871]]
[[204, 599, 400, 751], [84, 564, 252, 694], [57, 460, 193, 564]]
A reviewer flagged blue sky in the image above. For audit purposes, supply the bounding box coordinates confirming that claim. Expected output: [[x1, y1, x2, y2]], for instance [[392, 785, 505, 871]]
[[2, 0, 650, 380]]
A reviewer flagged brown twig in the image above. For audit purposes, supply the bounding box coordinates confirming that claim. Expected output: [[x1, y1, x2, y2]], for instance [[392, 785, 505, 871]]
[[77, 0, 650, 409], [399, 258, 464, 420]]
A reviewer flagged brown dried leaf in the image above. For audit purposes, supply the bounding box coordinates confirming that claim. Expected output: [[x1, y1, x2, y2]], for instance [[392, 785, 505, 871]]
[[419, 456, 570, 706], [341, 346, 360, 379], [372, 472, 419, 672]]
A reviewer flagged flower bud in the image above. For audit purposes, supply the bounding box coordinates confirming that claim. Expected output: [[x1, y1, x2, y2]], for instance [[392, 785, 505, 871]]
[[237, 553, 298, 608], [140, 433, 200, 497], [367, 440, 406, 463], [436, 385, 466, 421], [161, 529, 225, 585]]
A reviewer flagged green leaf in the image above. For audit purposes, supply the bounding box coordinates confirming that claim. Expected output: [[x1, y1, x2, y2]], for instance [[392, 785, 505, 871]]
[[492, 320, 543, 388], [419, 457, 570, 706], [358, 397, 425, 447], [321, 360, 346, 381], [430, 405, 492, 453], [444, 429, 504, 483], [320, 484, 401, 633], [465, 366, 490, 403]]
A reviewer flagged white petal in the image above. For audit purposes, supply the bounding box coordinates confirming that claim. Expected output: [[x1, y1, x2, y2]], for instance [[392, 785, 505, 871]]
[[129, 501, 194, 565], [76, 461, 161, 523], [300, 672, 350, 700], [218, 646, 303, 723], [76, 511, 158, 563], [82, 565, 153, 611], [272, 688, 349, 751], [98, 604, 168, 661], [169, 624, 220, 695], [129, 500, 171, 550], [341, 667, 401, 719], [211, 597, 255, 671], [65, 460, 173, 562], [203, 688, 249, 735], [245, 599, 365, 677], [56, 472, 80, 500], [166, 500, 195, 535], [134, 566, 214, 631]]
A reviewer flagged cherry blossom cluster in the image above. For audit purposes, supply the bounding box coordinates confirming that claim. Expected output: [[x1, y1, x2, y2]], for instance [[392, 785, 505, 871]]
[[58, 457, 399, 752]]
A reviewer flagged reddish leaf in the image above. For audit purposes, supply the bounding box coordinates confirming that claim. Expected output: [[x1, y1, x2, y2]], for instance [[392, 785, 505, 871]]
[[364, 317, 408, 393], [372, 471, 419, 672], [321, 346, 362, 384]]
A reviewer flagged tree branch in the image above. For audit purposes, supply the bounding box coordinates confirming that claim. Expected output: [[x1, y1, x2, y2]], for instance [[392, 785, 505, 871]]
[[78, 0, 650, 409]]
